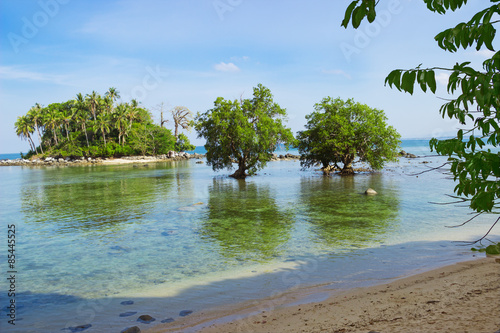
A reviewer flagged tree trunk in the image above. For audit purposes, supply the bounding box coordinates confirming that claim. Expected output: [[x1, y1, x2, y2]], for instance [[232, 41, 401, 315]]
[[341, 154, 355, 175], [65, 124, 70, 141], [28, 135, 36, 153], [35, 124, 44, 153], [53, 129, 59, 146], [82, 124, 89, 148], [230, 158, 248, 179]]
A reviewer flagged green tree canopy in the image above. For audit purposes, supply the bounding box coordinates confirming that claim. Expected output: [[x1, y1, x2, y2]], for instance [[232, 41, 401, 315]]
[[194, 84, 296, 179], [342, 0, 500, 235], [16, 88, 179, 159], [297, 97, 401, 175], [175, 133, 196, 152]]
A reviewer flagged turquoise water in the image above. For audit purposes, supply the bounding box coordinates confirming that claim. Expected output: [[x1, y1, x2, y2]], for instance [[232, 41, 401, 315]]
[[0, 140, 499, 332], [0, 153, 22, 160]]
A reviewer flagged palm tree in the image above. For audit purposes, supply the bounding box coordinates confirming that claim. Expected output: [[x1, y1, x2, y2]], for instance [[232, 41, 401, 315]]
[[44, 104, 62, 146], [86, 91, 99, 121], [171, 106, 193, 139], [105, 87, 120, 104], [27, 103, 44, 153], [113, 104, 129, 146], [126, 99, 140, 130], [15, 115, 37, 153], [94, 112, 111, 147], [60, 102, 74, 141], [75, 93, 90, 147]]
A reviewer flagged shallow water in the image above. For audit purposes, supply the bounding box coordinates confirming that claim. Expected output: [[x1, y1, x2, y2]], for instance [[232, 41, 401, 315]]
[[0, 141, 499, 332]]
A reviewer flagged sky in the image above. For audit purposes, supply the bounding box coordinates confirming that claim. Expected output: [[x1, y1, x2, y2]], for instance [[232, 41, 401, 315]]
[[0, 0, 497, 154]]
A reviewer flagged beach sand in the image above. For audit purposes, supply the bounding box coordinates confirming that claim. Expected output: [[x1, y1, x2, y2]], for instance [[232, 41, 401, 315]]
[[146, 257, 500, 333]]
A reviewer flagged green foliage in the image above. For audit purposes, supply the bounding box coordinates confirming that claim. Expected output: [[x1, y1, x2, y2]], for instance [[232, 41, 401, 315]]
[[128, 123, 176, 156], [297, 97, 401, 174], [342, 0, 377, 29], [194, 84, 296, 179], [471, 241, 500, 255], [175, 133, 196, 152], [342, 1, 500, 219], [341, 0, 472, 29], [16, 88, 179, 159]]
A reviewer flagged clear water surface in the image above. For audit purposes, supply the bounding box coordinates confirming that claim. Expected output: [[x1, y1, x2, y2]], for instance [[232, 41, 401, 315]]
[[0, 140, 498, 332]]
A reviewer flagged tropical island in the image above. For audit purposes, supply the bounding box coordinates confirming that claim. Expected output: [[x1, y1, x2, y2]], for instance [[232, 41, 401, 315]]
[[11, 84, 404, 178], [13, 87, 196, 162]]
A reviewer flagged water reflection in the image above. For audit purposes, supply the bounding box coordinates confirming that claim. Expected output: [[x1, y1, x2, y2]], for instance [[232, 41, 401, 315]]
[[20, 164, 176, 233], [200, 179, 294, 261], [298, 174, 399, 247]]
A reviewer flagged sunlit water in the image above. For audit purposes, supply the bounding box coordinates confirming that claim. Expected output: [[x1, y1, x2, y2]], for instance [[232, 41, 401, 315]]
[[0, 140, 499, 332]]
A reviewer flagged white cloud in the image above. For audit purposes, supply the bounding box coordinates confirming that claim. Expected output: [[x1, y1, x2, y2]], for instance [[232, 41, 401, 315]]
[[475, 49, 496, 58], [0, 66, 66, 84], [436, 72, 449, 87], [322, 69, 351, 79], [214, 62, 240, 73]]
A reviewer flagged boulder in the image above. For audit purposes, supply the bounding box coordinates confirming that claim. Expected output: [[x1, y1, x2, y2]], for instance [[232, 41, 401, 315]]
[[121, 326, 141, 333], [365, 188, 377, 195], [137, 314, 155, 324]]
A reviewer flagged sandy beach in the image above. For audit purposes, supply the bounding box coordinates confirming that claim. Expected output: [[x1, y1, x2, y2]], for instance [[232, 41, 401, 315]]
[[145, 257, 500, 333]]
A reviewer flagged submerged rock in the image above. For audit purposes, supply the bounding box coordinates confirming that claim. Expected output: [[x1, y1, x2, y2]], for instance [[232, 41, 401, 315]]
[[179, 310, 193, 317], [364, 188, 377, 195], [137, 314, 156, 324], [119, 311, 137, 317], [66, 324, 92, 332], [161, 318, 175, 323], [120, 300, 134, 305], [121, 326, 141, 333], [161, 231, 178, 236]]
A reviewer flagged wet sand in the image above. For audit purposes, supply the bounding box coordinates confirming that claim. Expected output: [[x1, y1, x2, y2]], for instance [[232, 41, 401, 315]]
[[145, 257, 500, 333]]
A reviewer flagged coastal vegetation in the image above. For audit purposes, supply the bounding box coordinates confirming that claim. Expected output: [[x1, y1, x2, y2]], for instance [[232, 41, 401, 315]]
[[194, 84, 296, 179], [297, 97, 401, 175], [14, 88, 195, 159], [342, 0, 500, 238], [14, 85, 403, 178]]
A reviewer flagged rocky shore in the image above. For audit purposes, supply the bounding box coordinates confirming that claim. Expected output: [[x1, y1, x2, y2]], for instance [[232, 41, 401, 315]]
[[0, 151, 304, 167], [0, 151, 422, 167], [0, 151, 203, 167]]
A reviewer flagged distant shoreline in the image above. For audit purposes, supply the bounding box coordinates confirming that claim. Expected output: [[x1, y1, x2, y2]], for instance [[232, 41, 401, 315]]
[[0, 152, 306, 167]]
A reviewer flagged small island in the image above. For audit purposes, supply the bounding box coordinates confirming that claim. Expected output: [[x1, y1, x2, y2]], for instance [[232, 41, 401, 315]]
[[13, 88, 196, 162]]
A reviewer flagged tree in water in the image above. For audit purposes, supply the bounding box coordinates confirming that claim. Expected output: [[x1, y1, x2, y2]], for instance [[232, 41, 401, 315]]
[[195, 84, 296, 179], [297, 97, 401, 175]]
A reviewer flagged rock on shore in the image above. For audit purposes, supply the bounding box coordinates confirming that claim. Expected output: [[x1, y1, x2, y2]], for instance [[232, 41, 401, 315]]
[[0, 151, 304, 167], [0, 152, 205, 167]]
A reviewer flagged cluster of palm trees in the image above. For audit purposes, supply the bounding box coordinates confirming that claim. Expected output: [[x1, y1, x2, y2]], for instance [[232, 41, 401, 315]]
[[15, 88, 152, 156]]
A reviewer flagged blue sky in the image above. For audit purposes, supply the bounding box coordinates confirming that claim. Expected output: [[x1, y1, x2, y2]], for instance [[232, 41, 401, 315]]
[[0, 0, 496, 153]]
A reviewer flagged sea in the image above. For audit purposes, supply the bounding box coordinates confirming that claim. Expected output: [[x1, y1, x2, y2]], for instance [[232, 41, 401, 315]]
[[0, 139, 498, 332]]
